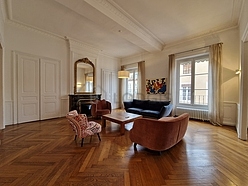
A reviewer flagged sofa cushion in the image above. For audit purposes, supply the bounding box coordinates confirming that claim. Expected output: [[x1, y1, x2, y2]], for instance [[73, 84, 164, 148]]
[[148, 100, 170, 111], [133, 99, 149, 109], [141, 110, 160, 118], [126, 108, 143, 114], [99, 99, 107, 109], [159, 104, 173, 118]]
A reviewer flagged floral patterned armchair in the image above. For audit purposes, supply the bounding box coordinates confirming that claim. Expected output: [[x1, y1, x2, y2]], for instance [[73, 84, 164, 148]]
[[66, 110, 101, 147]]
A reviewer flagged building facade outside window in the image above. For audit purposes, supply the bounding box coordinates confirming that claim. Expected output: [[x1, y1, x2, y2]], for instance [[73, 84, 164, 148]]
[[177, 54, 209, 109], [126, 68, 138, 100]]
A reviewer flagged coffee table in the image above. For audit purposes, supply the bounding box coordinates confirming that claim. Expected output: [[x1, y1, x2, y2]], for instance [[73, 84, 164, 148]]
[[102, 112, 142, 135]]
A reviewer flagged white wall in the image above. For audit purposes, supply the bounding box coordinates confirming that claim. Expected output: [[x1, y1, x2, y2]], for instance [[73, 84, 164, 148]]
[[121, 28, 240, 124], [239, 0, 248, 41], [3, 22, 120, 126], [66, 38, 120, 96], [4, 22, 68, 125], [96, 54, 119, 94], [0, 1, 5, 129], [237, 0, 248, 139]]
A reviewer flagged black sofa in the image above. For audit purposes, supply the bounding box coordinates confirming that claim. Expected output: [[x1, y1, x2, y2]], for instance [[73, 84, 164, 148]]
[[123, 99, 173, 119]]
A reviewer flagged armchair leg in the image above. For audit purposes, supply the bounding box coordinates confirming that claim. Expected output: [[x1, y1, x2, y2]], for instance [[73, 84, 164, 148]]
[[134, 143, 137, 151], [74, 135, 77, 141], [97, 133, 101, 141], [81, 138, 84, 147]]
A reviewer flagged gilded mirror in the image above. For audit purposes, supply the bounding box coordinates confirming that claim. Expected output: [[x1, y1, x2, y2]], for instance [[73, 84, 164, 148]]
[[74, 58, 95, 94]]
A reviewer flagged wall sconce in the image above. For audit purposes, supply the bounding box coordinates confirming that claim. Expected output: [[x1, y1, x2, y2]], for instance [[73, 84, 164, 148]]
[[235, 69, 241, 75], [118, 70, 130, 78]]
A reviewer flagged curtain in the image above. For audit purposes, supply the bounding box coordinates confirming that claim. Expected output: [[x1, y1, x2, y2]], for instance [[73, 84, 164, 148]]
[[138, 61, 145, 99], [168, 54, 176, 116], [209, 43, 223, 125], [119, 65, 126, 108]]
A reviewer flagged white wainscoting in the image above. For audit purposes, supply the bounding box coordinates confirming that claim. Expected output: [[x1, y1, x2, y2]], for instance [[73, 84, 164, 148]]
[[176, 101, 238, 126], [223, 102, 238, 126], [5, 100, 13, 125], [61, 97, 69, 117]]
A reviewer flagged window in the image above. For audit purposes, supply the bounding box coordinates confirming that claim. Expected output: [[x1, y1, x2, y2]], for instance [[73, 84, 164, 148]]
[[183, 63, 191, 74], [177, 54, 209, 108], [126, 68, 138, 100]]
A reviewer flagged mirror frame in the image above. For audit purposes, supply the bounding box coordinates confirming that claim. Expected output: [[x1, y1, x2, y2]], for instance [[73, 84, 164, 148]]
[[74, 58, 95, 94]]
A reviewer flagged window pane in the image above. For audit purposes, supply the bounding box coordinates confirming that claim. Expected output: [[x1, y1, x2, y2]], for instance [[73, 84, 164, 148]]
[[134, 72, 138, 98], [126, 69, 139, 100], [127, 72, 134, 99], [194, 89, 208, 105], [195, 59, 208, 74], [177, 56, 209, 107], [194, 59, 208, 105], [179, 62, 191, 104], [195, 74, 208, 89]]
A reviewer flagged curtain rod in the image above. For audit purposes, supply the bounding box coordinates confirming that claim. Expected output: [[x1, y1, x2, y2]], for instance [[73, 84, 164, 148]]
[[170, 42, 223, 56]]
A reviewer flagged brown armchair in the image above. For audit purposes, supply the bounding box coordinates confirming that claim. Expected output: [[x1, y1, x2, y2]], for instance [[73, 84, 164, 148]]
[[129, 113, 189, 153], [91, 99, 112, 118]]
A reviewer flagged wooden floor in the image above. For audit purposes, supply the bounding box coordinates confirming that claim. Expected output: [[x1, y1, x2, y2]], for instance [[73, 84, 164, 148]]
[[0, 112, 248, 186]]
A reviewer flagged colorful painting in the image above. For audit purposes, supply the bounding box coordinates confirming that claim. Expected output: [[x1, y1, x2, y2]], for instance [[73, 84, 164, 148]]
[[146, 78, 166, 94]]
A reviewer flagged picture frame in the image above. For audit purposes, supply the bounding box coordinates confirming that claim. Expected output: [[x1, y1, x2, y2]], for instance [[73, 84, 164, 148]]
[[146, 78, 166, 94]]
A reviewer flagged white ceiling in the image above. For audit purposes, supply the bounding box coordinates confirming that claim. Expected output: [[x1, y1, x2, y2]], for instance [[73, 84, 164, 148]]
[[5, 0, 244, 58]]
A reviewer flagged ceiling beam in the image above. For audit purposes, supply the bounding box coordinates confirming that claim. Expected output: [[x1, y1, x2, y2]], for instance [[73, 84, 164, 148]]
[[84, 0, 164, 52]]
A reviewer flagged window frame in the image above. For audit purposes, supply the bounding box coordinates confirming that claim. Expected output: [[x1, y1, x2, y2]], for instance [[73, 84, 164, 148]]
[[125, 68, 138, 100], [176, 54, 209, 110]]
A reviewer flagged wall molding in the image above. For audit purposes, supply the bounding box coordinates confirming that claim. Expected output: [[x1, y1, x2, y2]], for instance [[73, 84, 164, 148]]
[[223, 102, 238, 126], [241, 22, 248, 42], [4, 100, 13, 125]]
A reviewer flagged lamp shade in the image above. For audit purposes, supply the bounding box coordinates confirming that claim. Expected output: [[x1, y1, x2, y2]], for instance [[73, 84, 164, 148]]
[[118, 70, 130, 78], [86, 76, 93, 82]]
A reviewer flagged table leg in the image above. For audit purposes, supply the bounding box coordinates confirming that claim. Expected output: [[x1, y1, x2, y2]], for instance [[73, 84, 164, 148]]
[[102, 118, 106, 127], [120, 123, 125, 135]]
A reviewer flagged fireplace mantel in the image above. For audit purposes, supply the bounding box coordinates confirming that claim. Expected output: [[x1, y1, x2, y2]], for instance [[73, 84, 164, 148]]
[[69, 93, 101, 115]]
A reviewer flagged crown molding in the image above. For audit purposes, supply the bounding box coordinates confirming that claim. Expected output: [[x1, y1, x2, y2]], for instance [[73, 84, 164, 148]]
[[66, 36, 119, 60], [163, 25, 238, 52], [0, 0, 8, 22], [6, 19, 65, 41], [66, 36, 100, 54], [84, 0, 163, 51]]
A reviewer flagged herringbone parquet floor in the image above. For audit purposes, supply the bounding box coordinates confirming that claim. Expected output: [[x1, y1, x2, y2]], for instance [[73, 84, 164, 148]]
[[0, 111, 247, 186]]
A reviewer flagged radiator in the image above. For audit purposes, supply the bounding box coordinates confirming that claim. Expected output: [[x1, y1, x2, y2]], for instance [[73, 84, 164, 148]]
[[176, 107, 209, 121]]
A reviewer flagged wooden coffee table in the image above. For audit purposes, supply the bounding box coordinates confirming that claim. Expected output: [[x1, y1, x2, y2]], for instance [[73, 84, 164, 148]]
[[102, 112, 142, 135]]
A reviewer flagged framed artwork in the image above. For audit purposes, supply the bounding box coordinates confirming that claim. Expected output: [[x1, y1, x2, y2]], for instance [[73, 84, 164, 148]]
[[146, 78, 166, 94]]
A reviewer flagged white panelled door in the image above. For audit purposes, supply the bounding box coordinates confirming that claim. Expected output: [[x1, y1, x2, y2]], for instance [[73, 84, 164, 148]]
[[111, 72, 118, 109], [17, 54, 60, 123], [101, 69, 118, 109], [40, 59, 60, 120], [18, 55, 40, 123]]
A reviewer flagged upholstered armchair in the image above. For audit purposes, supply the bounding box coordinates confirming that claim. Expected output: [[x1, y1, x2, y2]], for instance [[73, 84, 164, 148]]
[[66, 110, 101, 147], [129, 113, 189, 153], [91, 99, 112, 118]]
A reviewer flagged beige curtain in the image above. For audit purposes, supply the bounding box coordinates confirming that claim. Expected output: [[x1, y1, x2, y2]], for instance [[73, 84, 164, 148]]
[[119, 65, 125, 108], [168, 54, 176, 116], [138, 61, 145, 99], [209, 43, 223, 125]]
